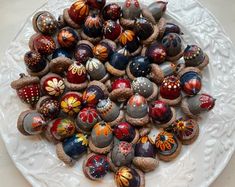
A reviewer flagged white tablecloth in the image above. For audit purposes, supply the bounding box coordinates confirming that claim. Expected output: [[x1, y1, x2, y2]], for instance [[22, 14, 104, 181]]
[[0, 0, 234, 186]]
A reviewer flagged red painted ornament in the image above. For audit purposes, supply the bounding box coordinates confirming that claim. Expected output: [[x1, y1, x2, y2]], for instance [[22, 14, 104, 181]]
[[160, 76, 181, 100], [146, 42, 167, 64], [102, 3, 121, 21], [67, 62, 87, 84], [103, 20, 122, 41], [112, 78, 131, 90], [113, 122, 136, 142], [86, 0, 106, 10]]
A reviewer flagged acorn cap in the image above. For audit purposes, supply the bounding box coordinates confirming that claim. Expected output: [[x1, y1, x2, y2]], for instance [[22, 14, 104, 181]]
[[49, 57, 73, 74], [77, 40, 94, 49], [17, 110, 32, 136], [56, 142, 75, 166], [11, 73, 40, 90]]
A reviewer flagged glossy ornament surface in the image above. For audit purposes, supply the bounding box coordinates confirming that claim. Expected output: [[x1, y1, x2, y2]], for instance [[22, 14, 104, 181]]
[[132, 77, 153, 98], [74, 42, 93, 64], [86, 0, 106, 10], [162, 33, 182, 57], [66, 62, 87, 84], [68, 0, 89, 24], [82, 85, 105, 107], [32, 11, 58, 35], [163, 23, 182, 37], [135, 136, 156, 158], [113, 122, 136, 142], [184, 45, 206, 67], [112, 78, 131, 90], [83, 14, 103, 38], [57, 27, 79, 48], [102, 3, 121, 21], [108, 50, 129, 74], [146, 42, 167, 64], [61, 92, 82, 116], [86, 58, 106, 80], [134, 18, 154, 40], [122, 0, 141, 20], [119, 30, 140, 53], [160, 76, 181, 100], [147, 1, 167, 21], [103, 20, 121, 41], [24, 51, 47, 72], [128, 56, 151, 78], [76, 107, 100, 132]]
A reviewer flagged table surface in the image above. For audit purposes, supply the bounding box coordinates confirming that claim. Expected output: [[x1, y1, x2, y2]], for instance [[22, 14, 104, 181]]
[[0, 0, 234, 186]]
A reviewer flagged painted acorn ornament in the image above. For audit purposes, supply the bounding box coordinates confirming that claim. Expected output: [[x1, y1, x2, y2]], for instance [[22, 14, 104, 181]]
[[178, 67, 202, 95], [169, 118, 199, 145], [149, 61, 176, 84], [181, 93, 216, 118], [155, 131, 182, 161], [11, 74, 41, 106], [106, 49, 130, 77], [86, 58, 109, 82], [57, 15, 66, 29], [109, 141, 134, 171], [32, 11, 58, 35], [87, 0, 106, 10], [184, 45, 209, 69], [93, 39, 116, 62], [149, 100, 176, 128], [145, 42, 167, 64], [56, 133, 88, 165], [102, 3, 121, 21], [60, 92, 83, 116], [132, 77, 158, 102], [76, 107, 100, 133], [46, 118, 76, 142], [89, 121, 113, 154], [159, 75, 182, 105], [29, 33, 56, 55], [96, 98, 124, 126], [83, 153, 110, 180], [82, 84, 105, 107], [115, 166, 145, 187], [119, 30, 141, 55], [162, 33, 183, 61], [147, 1, 167, 22], [122, 0, 141, 20], [17, 110, 46, 136], [36, 96, 60, 121], [57, 27, 79, 48], [64, 0, 89, 28], [74, 40, 94, 64], [64, 62, 88, 91], [126, 93, 149, 126], [127, 56, 151, 80], [133, 136, 159, 172], [109, 78, 133, 102], [103, 20, 122, 41], [24, 51, 49, 77], [40, 73, 65, 97], [81, 14, 103, 43], [162, 22, 182, 38], [113, 122, 139, 144]]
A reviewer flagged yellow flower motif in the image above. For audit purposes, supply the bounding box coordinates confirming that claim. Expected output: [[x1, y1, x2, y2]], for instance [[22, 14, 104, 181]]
[[76, 133, 88, 146], [45, 78, 65, 96], [69, 63, 86, 76], [115, 167, 133, 187], [156, 131, 175, 151], [61, 96, 81, 116]]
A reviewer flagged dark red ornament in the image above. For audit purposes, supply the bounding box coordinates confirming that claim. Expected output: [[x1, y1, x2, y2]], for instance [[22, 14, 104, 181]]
[[113, 122, 136, 142], [160, 76, 181, 100], [86, 0, 106, 10], [112, 78, 131, 91], [83, 14, 103, 38], [24, 51, 47, 72], [146, 42, 167, 64], [57, 27, 79, 48], [66, 62, 87, 84], [74, 41, 94, 64], [134, 18, 154, 40], [102, 3, 121, 21], [103, 20, 122, 41]]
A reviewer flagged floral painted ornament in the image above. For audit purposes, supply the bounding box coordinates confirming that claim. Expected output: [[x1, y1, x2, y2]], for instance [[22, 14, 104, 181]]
[[60, 92, 82, 116], [155, 131, 182, 161], [40, 73, 65, 97], [56, 133, 88, 166]]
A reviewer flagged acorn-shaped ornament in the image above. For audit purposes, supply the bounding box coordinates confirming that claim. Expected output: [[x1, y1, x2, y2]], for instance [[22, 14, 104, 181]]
[[64, 61, 88, 91], [76, 107, 101, 134], [24, 51, 49, 77], [63, 0, 89, 28], [17, 110, 46, 136], [32, 11, 58, 35], [60, 92, 83, 116], [127, 56, 151, 80], [74, 40, 94, 64], [114, 166, 145, 187], [40, 73, 65, 97], [184, 45, 209, 69], [161, 22, 183, 38], [96, 98, 124, 126], [149, 100, 176, 128], [56, 133, 88, 165], [86, 58, 109, 82], [181, 93, 216, 118], [145, 42, 167, 64], [103, 20, 122, 41], [178, 67, 202, 96], [102, 3, 121, 21], [36, 96, 60, 121], [89, 121, 113, 154], [149, 61, 176, 84], [57, 27, 79, 48], [86, 0, 106, 10], [155, 131, 182, 161], [50, 48, 73, 74], [162, 33, 183, 61], [133, 136, 159, 172], [46, 118, 76, 143], [147, 1, 167, 22], [83, 153, 110, 181], [113, 122, 139, 144], [109, 78, 133, 102], [159, 75, 182, 105], [11, 74, 41, 107], [132, 77, 158, 102], [108, 141, 134, 172], [126, 93, 149, 126], [81, 14, 103, 43]]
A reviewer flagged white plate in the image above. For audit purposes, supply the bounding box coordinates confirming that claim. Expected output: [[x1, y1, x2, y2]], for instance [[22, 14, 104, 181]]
[[0, 0, 235, 186]]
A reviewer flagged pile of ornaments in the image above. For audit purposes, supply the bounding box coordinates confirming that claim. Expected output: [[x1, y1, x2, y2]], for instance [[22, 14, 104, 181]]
[[11, 0, 216, 186]]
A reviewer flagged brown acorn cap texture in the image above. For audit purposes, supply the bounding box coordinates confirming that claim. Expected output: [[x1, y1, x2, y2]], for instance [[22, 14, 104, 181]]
[[11, 73, 40, 90]]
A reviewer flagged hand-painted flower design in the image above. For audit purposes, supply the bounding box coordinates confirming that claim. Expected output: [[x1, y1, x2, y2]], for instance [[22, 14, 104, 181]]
[[156, 131, 175, 151], [119, 30, 135, 45], [61, 95, 82, 116], [45, 77, 65, 96], [115, 167, 133, 187], [94, 122, 112, 136], [76, 133, 88, 146], [79, 107, 99, 124]]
